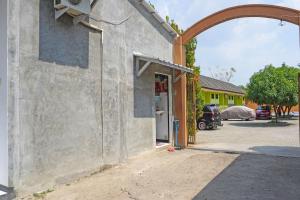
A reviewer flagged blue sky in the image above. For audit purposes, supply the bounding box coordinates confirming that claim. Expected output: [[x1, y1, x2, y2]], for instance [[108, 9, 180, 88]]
[[149, 0, 300, 86]]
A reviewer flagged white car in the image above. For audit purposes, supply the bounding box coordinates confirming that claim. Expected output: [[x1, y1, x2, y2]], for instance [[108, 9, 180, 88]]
[[290, 112, 299, 117], [221, 106, 256, 121]]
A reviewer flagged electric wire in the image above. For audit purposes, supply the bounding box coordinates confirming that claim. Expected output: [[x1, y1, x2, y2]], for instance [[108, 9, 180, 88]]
[[89, 15, 131, 26]]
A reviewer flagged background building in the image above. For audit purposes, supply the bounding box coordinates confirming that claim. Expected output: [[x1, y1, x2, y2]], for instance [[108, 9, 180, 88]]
[[200, 75, 245, 108]]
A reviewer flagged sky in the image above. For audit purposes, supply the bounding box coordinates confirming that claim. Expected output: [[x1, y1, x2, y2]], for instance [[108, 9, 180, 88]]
[[149, 0, 300, 86]]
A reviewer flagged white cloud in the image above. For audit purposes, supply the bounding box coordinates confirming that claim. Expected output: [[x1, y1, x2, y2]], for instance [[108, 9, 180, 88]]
[[276, 0, 300, 9], [150, 0, 300, 85], [151, 1, 170, 20]]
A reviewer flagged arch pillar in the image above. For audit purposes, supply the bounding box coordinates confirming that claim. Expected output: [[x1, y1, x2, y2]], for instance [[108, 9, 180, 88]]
[[173, 36, 188, 147]]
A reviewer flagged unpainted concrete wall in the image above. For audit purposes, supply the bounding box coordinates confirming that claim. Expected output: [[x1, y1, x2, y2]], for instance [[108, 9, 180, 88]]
[[7, 0, 174, 193], [97, 0, 174, 164]]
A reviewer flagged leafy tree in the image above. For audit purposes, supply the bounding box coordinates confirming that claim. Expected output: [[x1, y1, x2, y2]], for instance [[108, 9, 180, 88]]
[[166, 16, 183, 34], [239, 85, 246, 91], [194, 67, 204, 118], [148, 1, 155, 9], [246, 64, 299, 122], [277, 63, 299, 116]]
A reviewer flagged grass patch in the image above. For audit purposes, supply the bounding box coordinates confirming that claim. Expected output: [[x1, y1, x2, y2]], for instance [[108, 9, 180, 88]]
[[33, 189, 54, 199]]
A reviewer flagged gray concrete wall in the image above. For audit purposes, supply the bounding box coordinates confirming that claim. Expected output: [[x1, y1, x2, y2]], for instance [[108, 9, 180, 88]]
[[7, 0, 174, 193], [98, 0, 174, 162], [134, 64, 174, 150]]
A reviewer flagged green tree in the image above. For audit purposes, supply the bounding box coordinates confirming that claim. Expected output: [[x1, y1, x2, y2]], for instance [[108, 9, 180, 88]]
[[166, 16, 183, 34], [278, 63, 299, 116], [246, 64, 299, 122], [148, 1, 155, 9]]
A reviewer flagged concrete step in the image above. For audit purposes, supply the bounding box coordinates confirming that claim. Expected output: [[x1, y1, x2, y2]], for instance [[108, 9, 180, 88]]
[[156, 143, 171, 151]]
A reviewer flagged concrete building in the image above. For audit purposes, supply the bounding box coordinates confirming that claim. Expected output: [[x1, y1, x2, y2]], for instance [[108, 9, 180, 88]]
[[200, 75, 245, 108], [0, 0, 192, 196]]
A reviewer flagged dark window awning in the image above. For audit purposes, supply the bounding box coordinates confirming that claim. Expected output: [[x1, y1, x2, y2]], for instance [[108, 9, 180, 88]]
[[134, 52, 193, 77]]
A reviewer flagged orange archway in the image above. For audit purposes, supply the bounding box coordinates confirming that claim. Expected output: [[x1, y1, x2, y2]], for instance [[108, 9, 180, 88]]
[[175, 4, 300, 64], [173, 4, 300, 147]]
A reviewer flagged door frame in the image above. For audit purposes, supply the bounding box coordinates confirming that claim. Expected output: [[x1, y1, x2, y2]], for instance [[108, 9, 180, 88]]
[[154, 73, 173, 144], [0, 0, 8, 187]]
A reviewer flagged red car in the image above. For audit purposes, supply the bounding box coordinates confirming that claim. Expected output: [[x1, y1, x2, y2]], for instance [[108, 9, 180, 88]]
[[256, 105, 272, 120]]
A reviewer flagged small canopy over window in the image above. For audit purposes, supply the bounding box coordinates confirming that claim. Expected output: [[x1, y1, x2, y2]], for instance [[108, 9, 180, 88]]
[[134, 52, 193, 80]]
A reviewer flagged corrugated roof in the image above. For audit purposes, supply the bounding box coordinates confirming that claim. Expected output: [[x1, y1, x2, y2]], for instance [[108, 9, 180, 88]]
[[200, 75, 245, 94], [136, 0, 178, 37], [134, 52, 193, 75]]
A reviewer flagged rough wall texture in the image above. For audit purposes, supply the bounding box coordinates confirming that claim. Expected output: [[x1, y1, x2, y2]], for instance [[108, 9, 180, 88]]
[[7, 0, 174, 193]]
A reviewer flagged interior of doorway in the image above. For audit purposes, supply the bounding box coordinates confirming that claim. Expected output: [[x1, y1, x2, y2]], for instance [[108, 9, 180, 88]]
[[155, 73, 171, 148]]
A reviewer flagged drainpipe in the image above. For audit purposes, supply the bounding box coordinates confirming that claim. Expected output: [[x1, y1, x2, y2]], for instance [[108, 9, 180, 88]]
[[68, 12, 105, 162], [99, 31, 104, 162]]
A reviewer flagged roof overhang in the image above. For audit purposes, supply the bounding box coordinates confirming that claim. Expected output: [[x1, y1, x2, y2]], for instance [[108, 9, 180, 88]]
[[202, 87, 245, 96], [134, 52, 193, 78], [136, 0, 178, 38]]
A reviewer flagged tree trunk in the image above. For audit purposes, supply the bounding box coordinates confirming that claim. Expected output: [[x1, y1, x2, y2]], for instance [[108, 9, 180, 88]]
[[287, 106, 293, 116], [273, 105, 278, 123], [279, 106, 285, 118], [283, 106, 288, 117]]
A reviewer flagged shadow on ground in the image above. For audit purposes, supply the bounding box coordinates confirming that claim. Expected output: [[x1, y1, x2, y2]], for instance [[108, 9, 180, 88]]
[[229, 121, 291, 128], [277, 116, 299, 121], [250, 146, 300, 158], [193, 153, 300, 200]]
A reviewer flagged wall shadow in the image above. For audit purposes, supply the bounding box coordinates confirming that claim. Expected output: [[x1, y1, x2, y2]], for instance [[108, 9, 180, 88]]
[[133, 60, 155, 118], [250, 146, 300, 158], [229, 121, 291, 128], [39, 0, 89, 68], [277, 117, 299, 121], [193, 153, 300, 200], [133, 62, 172, 118]]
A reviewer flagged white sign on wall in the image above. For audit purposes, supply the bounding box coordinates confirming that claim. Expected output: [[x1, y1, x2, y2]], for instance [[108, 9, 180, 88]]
[[0, 0, 8, 186]]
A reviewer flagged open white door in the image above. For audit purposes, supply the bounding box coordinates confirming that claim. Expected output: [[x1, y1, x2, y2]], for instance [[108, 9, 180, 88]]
[[155, 74, 170, 142], [0, 0, 8, 186]]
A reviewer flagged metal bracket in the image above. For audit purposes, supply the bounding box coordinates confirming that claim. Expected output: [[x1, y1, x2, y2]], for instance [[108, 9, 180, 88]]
[[136, 58, 151, 77], [55, 7, 69, 20], [73, 14, 89, 25], [173, 72, 186, 83]]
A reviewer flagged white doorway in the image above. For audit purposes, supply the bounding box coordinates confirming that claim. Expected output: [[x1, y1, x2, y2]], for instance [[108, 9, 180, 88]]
[[155, 73, 173, 146], [0, 0, 8, 186]]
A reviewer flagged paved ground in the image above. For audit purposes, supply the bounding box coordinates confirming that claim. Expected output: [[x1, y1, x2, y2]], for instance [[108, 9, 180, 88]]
[[20, 150, 238, 200], [18, 119, 300, 200], [191, 119, 300, 157], [193, 153, 300, 200], [18, 149, 300, 200]]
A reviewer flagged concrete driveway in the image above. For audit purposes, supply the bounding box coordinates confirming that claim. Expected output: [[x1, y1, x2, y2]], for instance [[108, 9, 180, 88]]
[[18, 119, 300, 200], [19, 150, 300, 200], [192, 153, 300, 200], [191, 119, 300, 157]]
